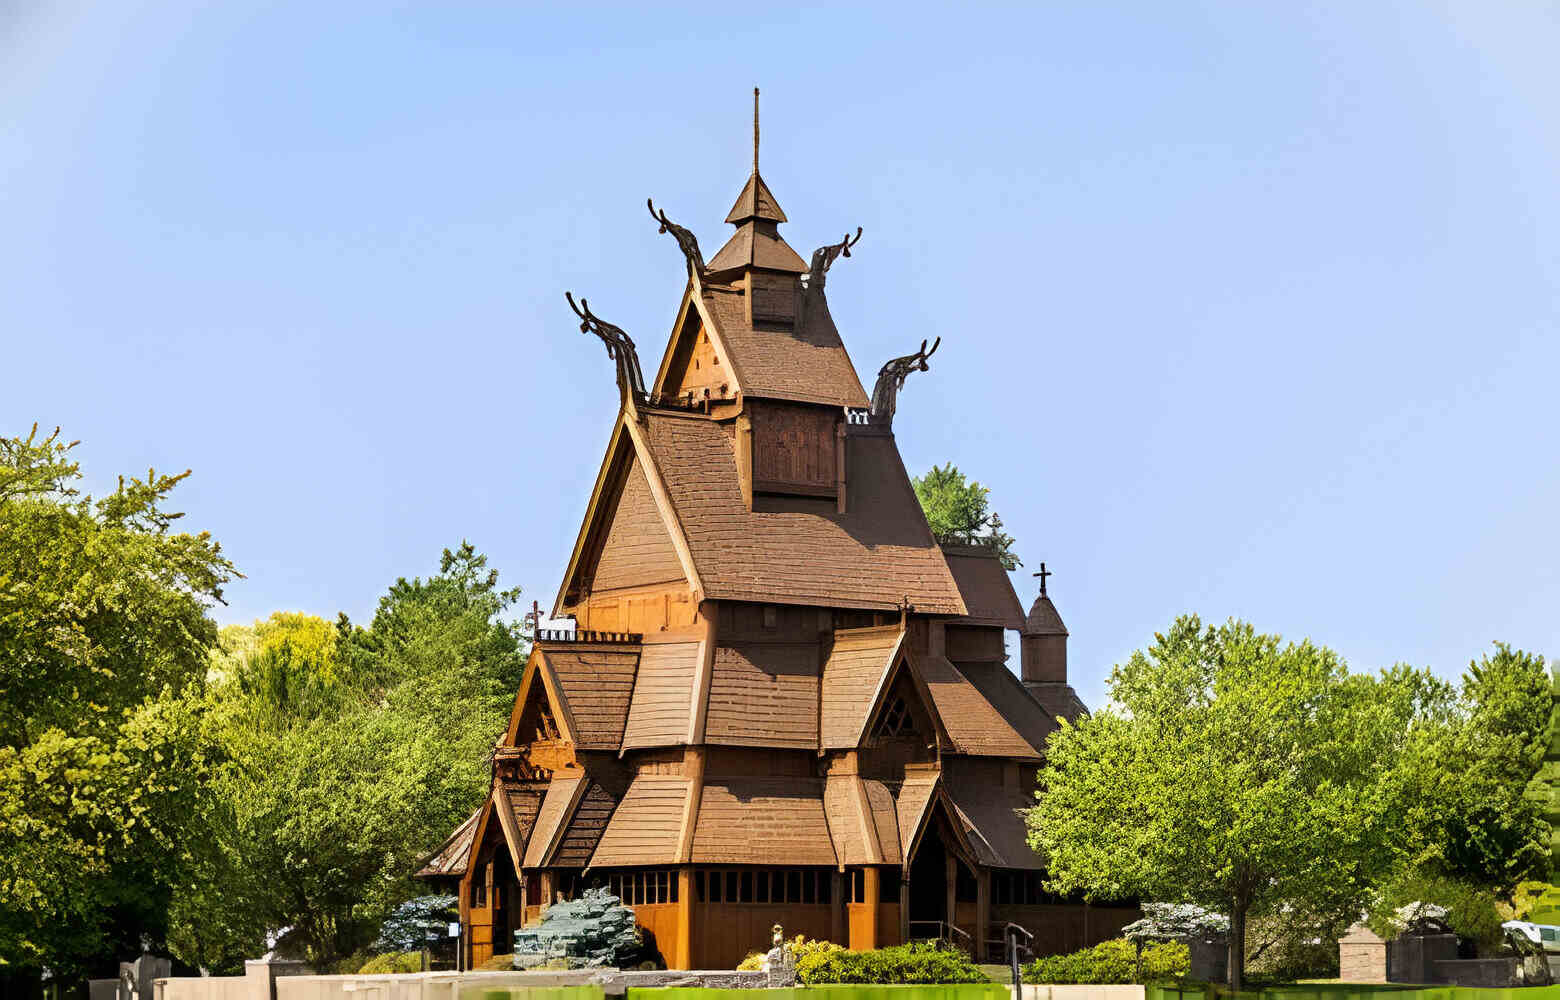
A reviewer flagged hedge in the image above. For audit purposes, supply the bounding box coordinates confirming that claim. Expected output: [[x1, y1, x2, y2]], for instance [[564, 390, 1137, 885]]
[[1024, 938, 1189, 984], [797, 941, 990, 985]]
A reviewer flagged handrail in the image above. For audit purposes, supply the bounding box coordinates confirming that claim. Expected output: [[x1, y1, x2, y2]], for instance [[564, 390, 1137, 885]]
[[907, 920, 973, 953]]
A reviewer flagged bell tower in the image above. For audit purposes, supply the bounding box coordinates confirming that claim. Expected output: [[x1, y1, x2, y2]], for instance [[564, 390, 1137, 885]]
[[1020, 563, 1087, 721]]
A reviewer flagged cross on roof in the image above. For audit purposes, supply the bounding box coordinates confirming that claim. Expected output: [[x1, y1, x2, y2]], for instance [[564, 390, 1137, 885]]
[[1033, 562, 1052, 597]]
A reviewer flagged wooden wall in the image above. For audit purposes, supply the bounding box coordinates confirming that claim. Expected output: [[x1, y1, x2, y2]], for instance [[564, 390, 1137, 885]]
[[749, 401, 838, 498], [575, 586, 699, 634], [592, 461, 686, 592], [633, 902, 684, 967], [692, 903, 834, 969]]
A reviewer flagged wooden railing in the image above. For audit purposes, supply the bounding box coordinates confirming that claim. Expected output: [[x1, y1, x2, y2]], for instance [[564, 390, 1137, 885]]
[[534, 628, 643, 644], [908, 920, 973, 954]]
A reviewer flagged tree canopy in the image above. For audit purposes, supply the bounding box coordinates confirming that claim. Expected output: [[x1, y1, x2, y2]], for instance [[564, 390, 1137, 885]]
[[0, 427, 235, 976], [168, 543, 527, 972], [1028, 615, 1447, 989], [911, 463, 1020, 569]]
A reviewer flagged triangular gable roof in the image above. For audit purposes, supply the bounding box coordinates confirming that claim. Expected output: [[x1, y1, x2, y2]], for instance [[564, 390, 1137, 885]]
[[521, 774, 587, 869], [553, 416, 702, 617], [698, 283, 869, 408], [821, 625, 905, 748], [649, 284, 749, 406], [823, 773, 903, 868], [894, 771, 980, 872], [504, 647, 580, 748], [854, 639, 953, 754]]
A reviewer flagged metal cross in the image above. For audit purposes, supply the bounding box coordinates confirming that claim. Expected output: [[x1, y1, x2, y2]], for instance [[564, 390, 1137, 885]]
[[1033, 562, 1052, 597]]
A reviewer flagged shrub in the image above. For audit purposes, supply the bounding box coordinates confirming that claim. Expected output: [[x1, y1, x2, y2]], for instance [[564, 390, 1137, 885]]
[[797, 941, 988, 984], [357, 951, 424, 974], [1023, 938, 1188, 984], [738, 935, 842, 972], [1367, 873, 1504, 949]]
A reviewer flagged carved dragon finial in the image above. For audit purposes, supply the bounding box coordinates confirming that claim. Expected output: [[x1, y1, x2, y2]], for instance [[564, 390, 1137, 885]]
[[807, 227, 862, 290], [647, 198, 705, 278], [869, 337, 940, 426], [566, 292, 648, 406]]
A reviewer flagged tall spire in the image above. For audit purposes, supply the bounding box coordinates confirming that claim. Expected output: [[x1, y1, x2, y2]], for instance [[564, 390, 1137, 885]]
[[708, 87, 805, 274]]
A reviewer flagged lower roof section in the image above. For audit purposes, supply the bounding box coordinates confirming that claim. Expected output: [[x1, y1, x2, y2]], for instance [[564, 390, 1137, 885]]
[[691, 777, 837, 866]]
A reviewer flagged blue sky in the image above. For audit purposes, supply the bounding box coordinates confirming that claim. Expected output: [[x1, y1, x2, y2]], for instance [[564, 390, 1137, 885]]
[[5, 2, 1557, 708]]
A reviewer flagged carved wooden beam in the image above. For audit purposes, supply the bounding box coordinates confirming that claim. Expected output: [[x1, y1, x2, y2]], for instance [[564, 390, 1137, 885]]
[[648, 198, 705, 278], [869, 336, 941, 426], [566, 291, 648, 407], [807, 227, 862, 290]]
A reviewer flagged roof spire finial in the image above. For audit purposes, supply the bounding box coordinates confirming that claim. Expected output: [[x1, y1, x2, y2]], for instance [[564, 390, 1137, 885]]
[[753, 86, 760, 175], [1033, 562, 1052, 598]]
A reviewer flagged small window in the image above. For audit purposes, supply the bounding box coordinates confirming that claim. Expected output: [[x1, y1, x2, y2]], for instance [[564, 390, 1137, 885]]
[[1543, 928, 1556, 943], [802, 870, 816, 904], [709, 870, 722, 902], [788, 871, 802, 902], [756, 871, 770, 903], [726, 871, 738, 902]]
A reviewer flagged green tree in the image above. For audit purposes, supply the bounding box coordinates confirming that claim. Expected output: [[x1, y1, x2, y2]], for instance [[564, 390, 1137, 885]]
[[1028, 616, 1443, 990], [911, 463, 1020, 569], [170, 544, 526, 971], [0, 426, 235, 976], [1396, 643, 1551, 889]]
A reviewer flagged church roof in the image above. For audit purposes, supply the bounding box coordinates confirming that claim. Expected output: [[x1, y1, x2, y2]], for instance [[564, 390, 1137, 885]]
[[522, 774, 585, 868], [724, 171, 788, 224], [819, 625, 905, 748], [540, 644, 640, 750], [823, 774, 902, 867], [1024, 594, 1068, 636], [415, 807, 480, 880], [948, 784, 1044, 870], [953, 660, 1058, 754], [1026, 682, 1088, 724], [697, 280, 869, 408], [589, 773, 691, 868], [942, 545, 1026, 629], [637, 411, 965, 614], [707, 221, 807, 274], [912, 651, 1041, 760], [690, 777, 837, 866]]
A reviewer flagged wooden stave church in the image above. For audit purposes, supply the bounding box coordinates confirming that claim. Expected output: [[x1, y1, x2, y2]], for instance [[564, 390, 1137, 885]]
[[417, 110, 1134, 970]]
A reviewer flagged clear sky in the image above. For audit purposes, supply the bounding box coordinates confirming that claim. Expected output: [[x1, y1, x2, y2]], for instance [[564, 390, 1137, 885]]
[[6, 2, 1558, 709]]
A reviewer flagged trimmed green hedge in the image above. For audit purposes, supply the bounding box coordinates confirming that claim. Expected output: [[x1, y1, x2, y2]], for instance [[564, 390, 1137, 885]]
[[1024, 938, 1189, 984], [797, 941, 991, 985], [357, 951, 424, 974]]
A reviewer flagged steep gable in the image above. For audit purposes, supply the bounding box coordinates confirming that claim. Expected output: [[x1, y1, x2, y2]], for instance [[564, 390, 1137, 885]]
[[592, 457, 686, 592]]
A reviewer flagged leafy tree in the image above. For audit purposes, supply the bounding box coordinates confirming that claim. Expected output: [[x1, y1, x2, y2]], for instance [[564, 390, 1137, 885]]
[[169, 544, 526, 971], [0, 426, 235, 976], [1396, 644, 1552, 889], [1028, 616, 1443, 990], [911, 463, 1020, 569]]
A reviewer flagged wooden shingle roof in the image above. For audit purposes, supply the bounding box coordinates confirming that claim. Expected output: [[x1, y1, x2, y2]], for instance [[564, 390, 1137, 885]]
[[691, 777, 837, 867], [1024, 594, 1069, 636], [1026, 682, 1089, 724], [913, 652, 1042, 760], [639, 412, 965, 614], [622, 640, 701, 749], [704, 643, 820, 749], [820, 626, 905, 749], [416, 807, 480, 880], [823, 773, 903, 867], [541, 645, 640, 750], [953, 660, 1058, 755], [948, 784, 1044, 870], [942, 545, 1026, 629], [589, 774, 690, 868], [522, 774, 585, 869], [698, 284, 869, 408]]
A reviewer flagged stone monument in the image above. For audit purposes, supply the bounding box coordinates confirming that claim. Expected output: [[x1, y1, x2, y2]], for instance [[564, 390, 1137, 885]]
[[761, 924, 795, 988]]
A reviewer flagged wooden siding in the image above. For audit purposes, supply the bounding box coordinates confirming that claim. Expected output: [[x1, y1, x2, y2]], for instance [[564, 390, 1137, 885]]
[[750, 400, 837, 497], [820, 626, 902, 748], [553, 779, 620, 869], [589, 776, 689, 868], [592, 459, 687, 592], [704, 643, 820, 748], [691, 778, 838, 866], [896, 773, 939, 858], [623, 641, 700, 749], [632, 901, 685, 967], [578, 586, 698, 634], [543, 647, 640, 750], [693, 903, 834, 969]]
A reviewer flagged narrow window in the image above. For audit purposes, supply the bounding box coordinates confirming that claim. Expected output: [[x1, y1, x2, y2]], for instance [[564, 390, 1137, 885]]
[[726, 871, 738, 902], [788, 870, 802, 902], [740, 871, 753, 902], [802, 870, 816, 904]]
